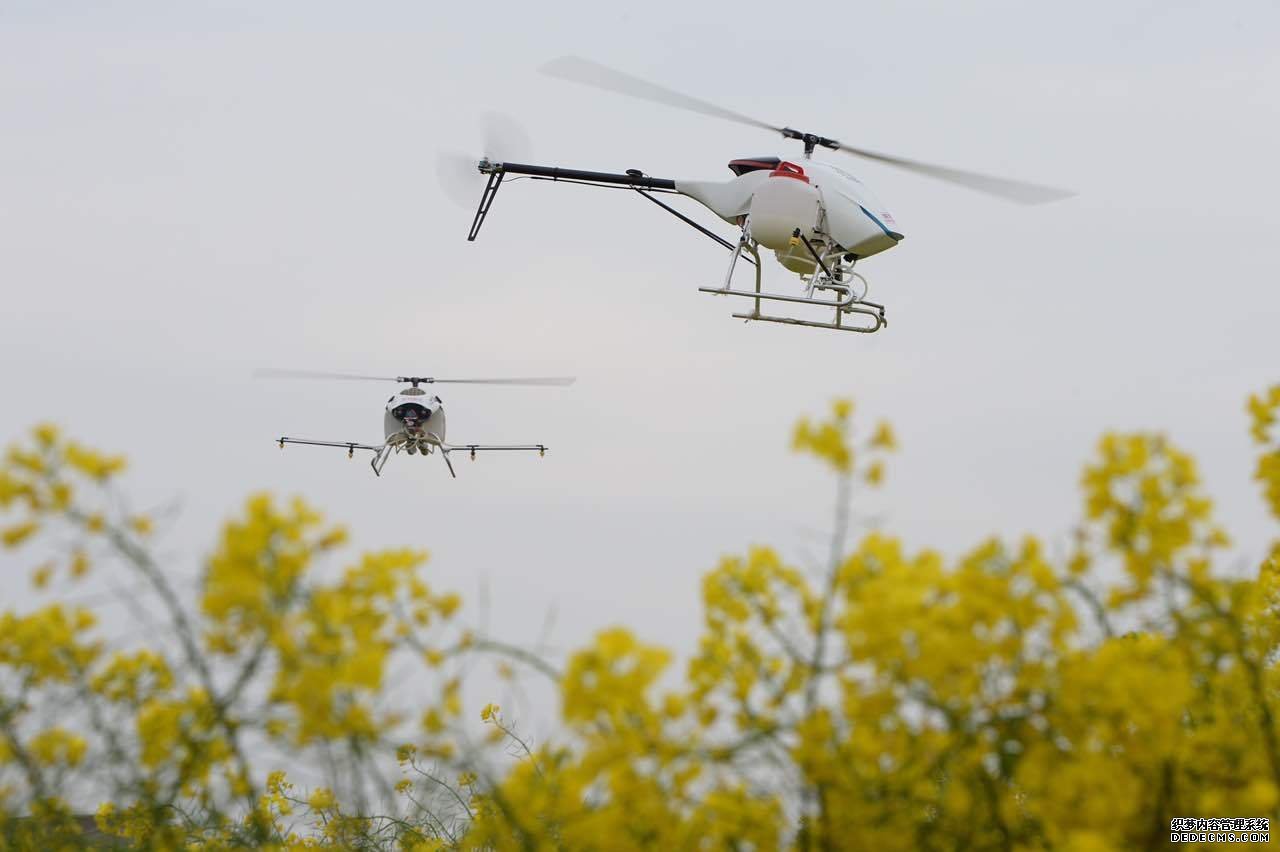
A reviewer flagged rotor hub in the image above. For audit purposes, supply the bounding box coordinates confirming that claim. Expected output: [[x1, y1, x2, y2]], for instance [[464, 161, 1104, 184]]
[[780, 127, 840, 157]]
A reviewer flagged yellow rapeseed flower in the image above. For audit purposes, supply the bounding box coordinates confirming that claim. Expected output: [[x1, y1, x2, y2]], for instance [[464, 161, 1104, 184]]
[[30, 562, 52, 589], [308, 787, 335, 810], [70, 549, 90, 579], [869, 420, 898, 451], [2, 520, 39, 548]]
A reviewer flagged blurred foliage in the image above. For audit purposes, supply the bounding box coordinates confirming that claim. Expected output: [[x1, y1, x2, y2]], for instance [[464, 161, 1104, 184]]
[[1, 388, 1279, 850]]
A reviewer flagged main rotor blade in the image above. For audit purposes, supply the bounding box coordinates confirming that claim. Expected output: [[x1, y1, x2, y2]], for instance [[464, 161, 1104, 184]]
[[255, 369, 575, 386], [541, 56, 780, 135], [253, 368, 396, 382], [541, 56, 1072, 205], [833, 142, 1075, 205], [431, 377, 576, 386]]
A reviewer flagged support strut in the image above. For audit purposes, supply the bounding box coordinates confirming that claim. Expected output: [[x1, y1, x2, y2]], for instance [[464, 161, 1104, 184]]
[[467, 170, 505, 242], [700, 220, 888, 334], [467, 160, 678, 242]]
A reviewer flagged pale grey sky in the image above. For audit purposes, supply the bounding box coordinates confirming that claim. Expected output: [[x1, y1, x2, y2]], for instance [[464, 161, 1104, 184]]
[[2, 0, 1277, 727]]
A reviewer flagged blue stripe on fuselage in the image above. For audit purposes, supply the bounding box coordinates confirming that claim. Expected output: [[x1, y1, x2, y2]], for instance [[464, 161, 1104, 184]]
[[859, 205, 904, 241]]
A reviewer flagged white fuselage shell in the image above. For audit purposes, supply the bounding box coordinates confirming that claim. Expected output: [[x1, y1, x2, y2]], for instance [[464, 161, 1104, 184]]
[[383, 388, 446, 450], [748, 173, 823, 251], [675, 159, 902, 264]]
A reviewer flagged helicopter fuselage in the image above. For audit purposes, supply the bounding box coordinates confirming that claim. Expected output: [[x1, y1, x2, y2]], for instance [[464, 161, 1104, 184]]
[[384, 387, 446, 454], [473, 157, 901, 278], [675, 159, 903, 274], [468, 157, 900, 332], [458, 55, 1071, 334], [271, 372, 560, 476]]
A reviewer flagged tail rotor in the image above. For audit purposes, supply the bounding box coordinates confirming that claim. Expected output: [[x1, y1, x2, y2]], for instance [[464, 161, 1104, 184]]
[[436, 112, 533, 207]]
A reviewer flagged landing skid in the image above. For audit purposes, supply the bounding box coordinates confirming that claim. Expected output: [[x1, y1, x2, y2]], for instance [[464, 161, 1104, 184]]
[[698, 223, 887, 334], [371, 444, 392, 477]]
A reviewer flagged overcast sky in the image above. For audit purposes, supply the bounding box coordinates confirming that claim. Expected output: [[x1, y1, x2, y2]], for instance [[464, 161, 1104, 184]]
[[2, 0, 1277, 727]]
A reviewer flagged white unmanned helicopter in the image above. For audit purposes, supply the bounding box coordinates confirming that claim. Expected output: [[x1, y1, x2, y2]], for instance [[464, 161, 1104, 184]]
[[460, 57, 1073, 333], [259, 369, 574, 477]]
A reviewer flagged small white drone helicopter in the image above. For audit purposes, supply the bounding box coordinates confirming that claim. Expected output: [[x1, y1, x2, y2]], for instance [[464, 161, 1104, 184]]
[[259, 369, 574, 478], [458, 57, 1073, 333]]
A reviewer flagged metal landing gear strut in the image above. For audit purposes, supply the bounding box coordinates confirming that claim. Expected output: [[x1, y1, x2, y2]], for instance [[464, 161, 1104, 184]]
[[698, 221, 887, 333]]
